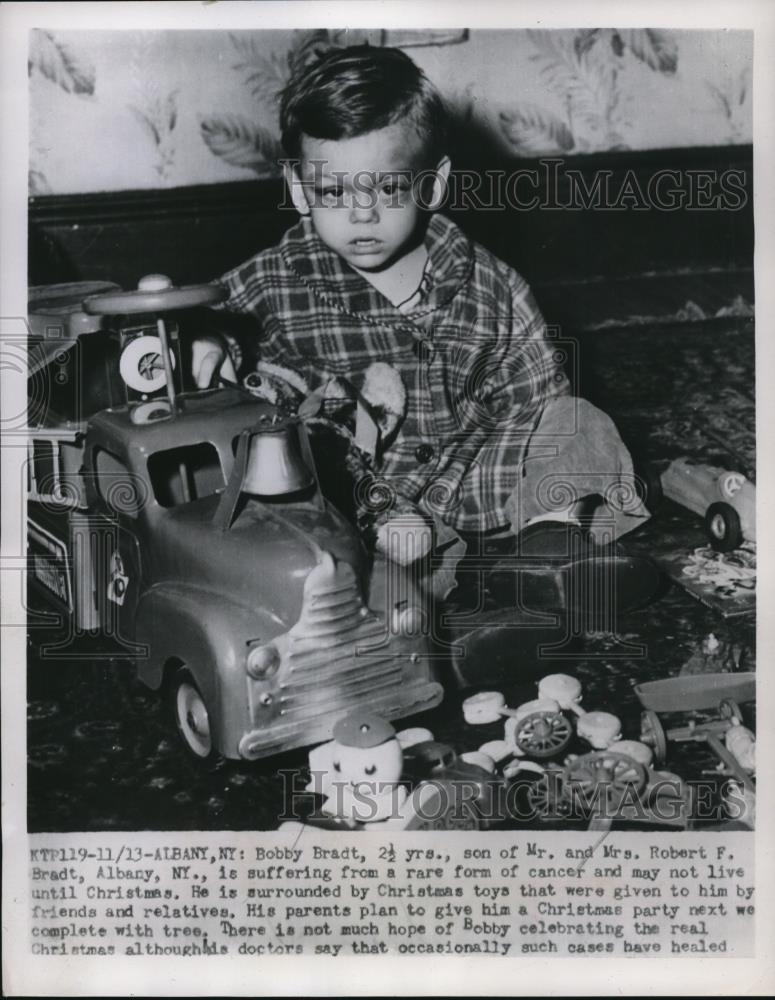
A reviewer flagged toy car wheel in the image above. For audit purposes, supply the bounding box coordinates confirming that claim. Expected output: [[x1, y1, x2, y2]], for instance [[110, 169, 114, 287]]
[[640, 710, 667, 765], [513, 711, 573, 759], [718, 698, 743, 722], [705, 502, 743, 552], [564, 751, 648, 810], [170, 669, 218, 762]]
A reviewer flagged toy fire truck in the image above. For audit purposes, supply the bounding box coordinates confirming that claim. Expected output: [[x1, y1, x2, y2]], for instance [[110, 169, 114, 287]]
[[26, 276, 441, 763]]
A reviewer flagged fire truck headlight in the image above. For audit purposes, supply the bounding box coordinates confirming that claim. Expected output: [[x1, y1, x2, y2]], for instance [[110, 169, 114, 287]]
[[246, 643, 280, 679]]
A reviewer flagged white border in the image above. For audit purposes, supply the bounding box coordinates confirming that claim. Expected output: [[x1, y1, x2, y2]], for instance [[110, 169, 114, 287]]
[[3, 1, 774, 996]]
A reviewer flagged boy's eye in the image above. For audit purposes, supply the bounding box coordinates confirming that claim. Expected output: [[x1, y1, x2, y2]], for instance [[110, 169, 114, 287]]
[[380, 179, 408, 198], [364, 764, 377, 776], [319, 187, 345, 206]]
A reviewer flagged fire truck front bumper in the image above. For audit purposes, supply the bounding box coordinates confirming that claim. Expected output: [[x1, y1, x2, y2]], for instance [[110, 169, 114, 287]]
[[238, 678, 443, 761]]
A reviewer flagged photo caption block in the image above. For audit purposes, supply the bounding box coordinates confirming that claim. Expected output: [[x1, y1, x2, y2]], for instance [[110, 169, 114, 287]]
[[26, 831, 754, 959]]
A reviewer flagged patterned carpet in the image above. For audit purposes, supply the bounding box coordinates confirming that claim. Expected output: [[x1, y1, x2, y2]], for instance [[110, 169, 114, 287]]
[[27, 315, 755, 832]]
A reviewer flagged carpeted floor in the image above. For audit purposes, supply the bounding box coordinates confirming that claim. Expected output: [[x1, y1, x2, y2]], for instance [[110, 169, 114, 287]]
[[26, 315, 755, 832]]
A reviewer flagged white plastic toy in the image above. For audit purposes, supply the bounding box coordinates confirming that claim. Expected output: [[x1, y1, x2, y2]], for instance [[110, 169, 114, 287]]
[[725, 723, 755, 773], [460, 751, 496, 773], [577, 711, 622, 749], [509, 697, 561, 721], [396, 727, 434, 749], [308, 713, 407, 823], [463, 691, 506, 724], [478, 739, 513, 763], [537, 674, 584, 715], [501, 674, 585, 763], [608, 739, 654, 767]]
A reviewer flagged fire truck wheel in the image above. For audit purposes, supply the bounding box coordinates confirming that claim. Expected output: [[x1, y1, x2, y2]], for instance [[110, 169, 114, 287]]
[[170, 668, 219, 764]]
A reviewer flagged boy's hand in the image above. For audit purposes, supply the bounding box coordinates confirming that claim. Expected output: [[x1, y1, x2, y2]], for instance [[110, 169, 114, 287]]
[[191, 335, 237, 388]]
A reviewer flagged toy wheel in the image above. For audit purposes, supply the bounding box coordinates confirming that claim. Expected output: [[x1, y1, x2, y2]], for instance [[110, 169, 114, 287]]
[[170, 668, 219, 763], [705, 502, 743, 553], [564, 752, 647, 810], [719, 698, 743, 722], [640, 710, 667, 765], [514, 711, 573, 759]]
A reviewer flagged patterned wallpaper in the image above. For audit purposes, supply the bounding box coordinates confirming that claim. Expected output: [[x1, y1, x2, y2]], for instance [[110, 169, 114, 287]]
[[28, 27, 752, 196]]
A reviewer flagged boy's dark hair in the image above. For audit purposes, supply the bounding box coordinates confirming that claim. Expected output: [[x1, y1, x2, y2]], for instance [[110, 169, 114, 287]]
[[279, 44, 447, 163]]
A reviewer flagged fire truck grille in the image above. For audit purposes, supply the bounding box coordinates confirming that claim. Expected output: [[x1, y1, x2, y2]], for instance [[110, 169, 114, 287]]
[[281, 552, 401, 717], [238, 553, 442, 759]]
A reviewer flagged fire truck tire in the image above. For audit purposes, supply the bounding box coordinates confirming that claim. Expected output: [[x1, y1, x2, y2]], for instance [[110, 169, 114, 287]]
[[169, 667, 221, 765]]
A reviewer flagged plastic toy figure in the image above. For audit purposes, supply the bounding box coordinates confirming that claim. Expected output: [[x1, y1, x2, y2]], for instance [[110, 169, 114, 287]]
[[320, 714, 407, 823], [295, 725, 504, 831]]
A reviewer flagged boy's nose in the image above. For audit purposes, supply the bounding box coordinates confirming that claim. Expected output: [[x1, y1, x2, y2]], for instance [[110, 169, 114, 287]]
[[349, 197, 379, 224]]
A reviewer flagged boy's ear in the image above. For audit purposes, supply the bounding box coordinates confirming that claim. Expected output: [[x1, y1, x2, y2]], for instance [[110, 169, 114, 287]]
[[283, 161, 311, 216], [427, 155, 451, 211]]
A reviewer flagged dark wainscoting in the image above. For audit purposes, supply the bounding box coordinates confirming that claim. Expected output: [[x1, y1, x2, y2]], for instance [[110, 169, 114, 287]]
[[29, 144, 753, 330]]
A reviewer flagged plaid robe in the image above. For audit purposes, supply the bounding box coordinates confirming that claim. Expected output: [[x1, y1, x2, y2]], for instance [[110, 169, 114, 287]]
[[217, 213, 569, 533]]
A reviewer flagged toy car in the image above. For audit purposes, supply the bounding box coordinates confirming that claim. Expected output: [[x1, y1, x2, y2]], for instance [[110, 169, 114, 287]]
[[400, 739, 505, 827], [26, 276, 442, 763], [659, 457, 755, 552], [636, 673, 756, 796]]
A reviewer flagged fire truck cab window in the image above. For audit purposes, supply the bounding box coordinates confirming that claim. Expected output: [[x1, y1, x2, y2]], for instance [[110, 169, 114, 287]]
[[147, 443, 224, 508]]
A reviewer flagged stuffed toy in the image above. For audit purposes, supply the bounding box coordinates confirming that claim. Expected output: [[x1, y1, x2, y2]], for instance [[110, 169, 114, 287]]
[[240, 358, 461, 588], [243, 359, 416, 533]]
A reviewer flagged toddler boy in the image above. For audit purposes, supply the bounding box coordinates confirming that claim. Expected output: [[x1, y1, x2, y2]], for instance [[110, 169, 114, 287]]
[[196, 44, 655, 616]]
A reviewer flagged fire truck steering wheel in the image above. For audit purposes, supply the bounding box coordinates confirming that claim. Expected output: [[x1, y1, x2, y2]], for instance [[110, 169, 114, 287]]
[[83, 273, 226, 315]]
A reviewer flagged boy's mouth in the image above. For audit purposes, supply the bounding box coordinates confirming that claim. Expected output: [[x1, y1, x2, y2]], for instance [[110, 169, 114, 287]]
[[349, 238, 383, 252]]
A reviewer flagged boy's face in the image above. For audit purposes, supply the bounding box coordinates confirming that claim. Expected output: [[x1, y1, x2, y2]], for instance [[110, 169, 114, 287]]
[[289, 121, 449, 272]]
